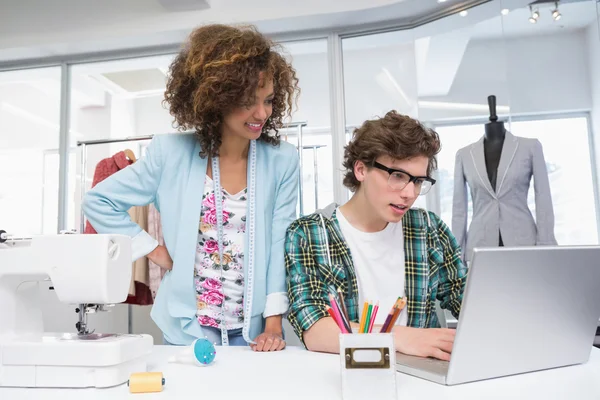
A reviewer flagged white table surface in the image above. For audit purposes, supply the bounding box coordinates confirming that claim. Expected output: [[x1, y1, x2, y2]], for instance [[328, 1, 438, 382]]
[[2, 346, 600, 400]]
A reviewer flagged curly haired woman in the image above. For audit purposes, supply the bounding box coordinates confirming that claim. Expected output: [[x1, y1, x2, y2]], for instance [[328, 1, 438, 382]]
[[83, 24, 300, 351]]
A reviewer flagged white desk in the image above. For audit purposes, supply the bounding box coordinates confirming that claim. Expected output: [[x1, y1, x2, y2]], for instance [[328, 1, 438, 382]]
[[2, 346, 599, 400]]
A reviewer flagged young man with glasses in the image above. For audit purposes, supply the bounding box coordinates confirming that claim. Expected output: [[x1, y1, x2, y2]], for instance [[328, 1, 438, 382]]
[[285, 111, 467, 361]]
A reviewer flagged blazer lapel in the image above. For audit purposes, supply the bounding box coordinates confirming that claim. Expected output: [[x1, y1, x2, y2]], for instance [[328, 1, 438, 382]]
[[469, 138, 496, 198], [495, 131, 519, 196]]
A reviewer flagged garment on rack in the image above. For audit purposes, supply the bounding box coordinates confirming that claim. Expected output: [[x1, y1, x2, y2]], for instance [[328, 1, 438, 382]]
[[84, 151, 132, 234], [148, 203, 166, 299], [84, 150, 153, 305]]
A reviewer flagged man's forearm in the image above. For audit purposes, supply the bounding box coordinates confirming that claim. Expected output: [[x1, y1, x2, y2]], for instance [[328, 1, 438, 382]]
[[303, 318, 385, 354], [303, 318, 353, 354]]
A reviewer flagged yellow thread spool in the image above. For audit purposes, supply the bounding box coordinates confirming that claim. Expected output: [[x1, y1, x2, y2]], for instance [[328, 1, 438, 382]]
[[128, 372, 165, 393]]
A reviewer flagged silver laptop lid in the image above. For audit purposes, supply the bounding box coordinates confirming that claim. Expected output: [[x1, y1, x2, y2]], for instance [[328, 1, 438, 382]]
[[447, 246, 600, 385]]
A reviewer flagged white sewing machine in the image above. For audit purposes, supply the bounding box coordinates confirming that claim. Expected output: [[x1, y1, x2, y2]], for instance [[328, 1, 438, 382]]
[[0, 231, 153, 388]]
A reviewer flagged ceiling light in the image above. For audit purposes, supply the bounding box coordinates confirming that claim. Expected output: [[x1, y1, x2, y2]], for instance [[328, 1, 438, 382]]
[[501, 8, 510, 15], [437, 0, 448, 2], [459, 10, 468, 17], [529, 6, 539, 23], [552, 10, 561, 20], [552, 2, 561, 21]]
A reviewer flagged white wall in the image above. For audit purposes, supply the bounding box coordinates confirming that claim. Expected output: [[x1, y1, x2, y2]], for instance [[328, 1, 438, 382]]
[[504, 30, 591, 116], [134, 97, 173, 136], [344, 41, 420, 127], [287, 52, 331, 127], [426, 30, 592, 120], [343, 30, 593, 124], [587, 19, 600, 182]]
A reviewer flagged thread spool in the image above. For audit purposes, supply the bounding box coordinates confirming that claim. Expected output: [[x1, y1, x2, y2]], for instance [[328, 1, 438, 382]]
[[128, 372, 165, 394]]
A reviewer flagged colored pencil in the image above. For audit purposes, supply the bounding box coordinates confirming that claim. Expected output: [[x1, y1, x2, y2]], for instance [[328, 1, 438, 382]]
[[367, 302, 379, 333], [380, 297, 403, 333], [364, 303, 373, 333], [384, 297, 407, 333], [337, 288, 351, 325], [359, 302, 369, 334], [326, 306, 347, 333], [328, 293, 351, 333], [379, 309, 395, 333], [326, 306, 338, 325]]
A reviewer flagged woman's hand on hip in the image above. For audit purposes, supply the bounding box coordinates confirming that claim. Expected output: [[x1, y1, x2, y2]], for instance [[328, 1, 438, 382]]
[[148, 245, 173, 270]]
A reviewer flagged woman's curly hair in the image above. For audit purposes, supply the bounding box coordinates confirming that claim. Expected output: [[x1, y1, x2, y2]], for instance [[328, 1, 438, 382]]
[[163, 24, 300, 158]]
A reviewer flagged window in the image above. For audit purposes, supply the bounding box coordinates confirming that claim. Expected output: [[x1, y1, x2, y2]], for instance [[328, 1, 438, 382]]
[[510, 117, 598, 245], [69, 55, 175, 231], [434, 123, 484, 227], [342, 30, 427, 209], [0, 67, 62, 236], [282, 39, 333, 215], [434, 115, 598, 245]]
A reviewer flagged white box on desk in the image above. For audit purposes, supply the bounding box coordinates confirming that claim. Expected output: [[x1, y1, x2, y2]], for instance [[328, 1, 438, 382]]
[[339, 333, 397, 400]]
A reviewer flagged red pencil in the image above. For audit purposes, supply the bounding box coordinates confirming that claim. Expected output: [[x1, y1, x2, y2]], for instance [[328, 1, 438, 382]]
[[326, 306, 342, 331], [328, 294, 350, 333]]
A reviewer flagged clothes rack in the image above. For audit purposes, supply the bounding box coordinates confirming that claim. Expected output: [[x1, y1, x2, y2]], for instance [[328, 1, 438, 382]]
[[76, 122, 308, 334]]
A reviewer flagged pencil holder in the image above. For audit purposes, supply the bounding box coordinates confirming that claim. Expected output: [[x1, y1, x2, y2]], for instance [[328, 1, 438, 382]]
[[339, 333, 397, 400]]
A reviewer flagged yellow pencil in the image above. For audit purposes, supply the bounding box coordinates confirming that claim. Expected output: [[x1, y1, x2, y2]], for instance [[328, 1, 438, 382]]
[[359, 301, 369, 334]]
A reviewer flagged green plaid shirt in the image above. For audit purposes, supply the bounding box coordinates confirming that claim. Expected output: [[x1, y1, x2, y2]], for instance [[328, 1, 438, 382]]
[[285, 205, 467, 345]]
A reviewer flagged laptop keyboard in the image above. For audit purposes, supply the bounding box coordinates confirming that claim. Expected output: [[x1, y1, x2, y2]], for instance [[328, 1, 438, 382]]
[[396, 353, 450, 375]]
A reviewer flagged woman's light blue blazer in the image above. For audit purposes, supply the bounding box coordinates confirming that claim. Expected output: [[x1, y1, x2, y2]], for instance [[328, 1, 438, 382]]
[[82, 133, 300, 345]]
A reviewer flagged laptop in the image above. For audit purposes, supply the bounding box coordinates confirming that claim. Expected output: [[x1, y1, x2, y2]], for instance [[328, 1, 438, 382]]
[[395, 245, 600, 385]]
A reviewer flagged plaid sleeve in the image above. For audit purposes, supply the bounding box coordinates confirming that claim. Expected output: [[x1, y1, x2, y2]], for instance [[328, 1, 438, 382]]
[[284, 222, 329, 346], [432, 212, 468, 318]]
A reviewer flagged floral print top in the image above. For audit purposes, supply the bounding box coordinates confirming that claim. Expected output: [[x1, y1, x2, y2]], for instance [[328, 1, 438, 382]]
[[195, 176, 247, 330]]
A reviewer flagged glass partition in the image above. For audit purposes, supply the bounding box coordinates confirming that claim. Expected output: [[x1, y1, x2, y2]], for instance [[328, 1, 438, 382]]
[[0, 67, 62, 236], [498, 0, 600, 245], [340, 0, 600, 245]]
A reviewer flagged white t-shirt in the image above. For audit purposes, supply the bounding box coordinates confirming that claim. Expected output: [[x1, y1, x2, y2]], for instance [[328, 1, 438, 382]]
[[336, 208, 408, 327]]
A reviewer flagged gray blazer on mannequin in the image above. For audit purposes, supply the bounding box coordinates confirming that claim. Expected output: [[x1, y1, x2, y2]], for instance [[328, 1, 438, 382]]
[[452, 131, 557, 262]]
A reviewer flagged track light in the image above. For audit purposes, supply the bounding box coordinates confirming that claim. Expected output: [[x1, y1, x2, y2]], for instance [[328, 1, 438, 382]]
[[552, 2, 561, 21], [529, 5, 539, 23]]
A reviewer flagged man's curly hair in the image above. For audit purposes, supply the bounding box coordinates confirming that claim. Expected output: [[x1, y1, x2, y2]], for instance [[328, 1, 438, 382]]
[[163, 24, 300, 158], [343, 110, 441, 192]]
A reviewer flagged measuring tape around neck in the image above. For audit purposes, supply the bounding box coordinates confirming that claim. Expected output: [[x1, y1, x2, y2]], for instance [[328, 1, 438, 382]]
[[211, 140, 257, 346]]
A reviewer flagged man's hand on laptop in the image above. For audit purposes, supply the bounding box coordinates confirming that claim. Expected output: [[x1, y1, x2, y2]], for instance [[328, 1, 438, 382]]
[[393, 327, 456, 361]]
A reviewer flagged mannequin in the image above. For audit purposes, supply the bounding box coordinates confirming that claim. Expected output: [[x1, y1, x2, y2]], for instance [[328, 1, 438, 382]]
[[483, 95, 505, 246], [484, 95, 504, 193], [451, 95, 557, 263]]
